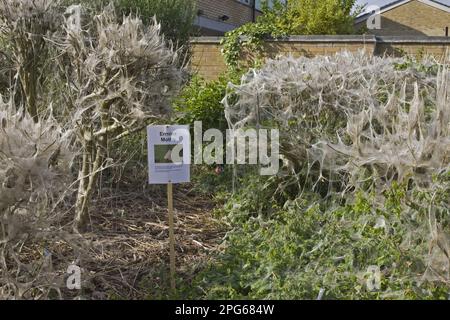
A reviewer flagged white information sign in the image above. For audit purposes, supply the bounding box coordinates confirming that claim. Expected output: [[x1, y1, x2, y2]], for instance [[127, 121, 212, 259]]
[[147, 125, 190, 184]]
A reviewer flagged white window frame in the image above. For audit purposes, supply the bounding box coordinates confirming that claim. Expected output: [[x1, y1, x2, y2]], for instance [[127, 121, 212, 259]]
[[238, 0, 251, 5], [255, 0, 287, 11]]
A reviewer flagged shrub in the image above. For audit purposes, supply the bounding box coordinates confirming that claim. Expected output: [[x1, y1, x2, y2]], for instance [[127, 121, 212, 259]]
[[224, 52, 438, 194], [312, 65, 450, 192], [173, 72, 243, 197], [174, 72, 241, 133], [0, 0, 61, 121], [190, 53, 450, 300]]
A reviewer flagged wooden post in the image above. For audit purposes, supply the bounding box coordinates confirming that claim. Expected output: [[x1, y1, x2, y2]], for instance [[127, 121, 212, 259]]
[[167, 182, 176, 292]]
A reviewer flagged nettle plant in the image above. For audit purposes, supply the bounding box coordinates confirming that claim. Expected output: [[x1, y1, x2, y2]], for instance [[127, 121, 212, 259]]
[[60, 5, 184, 230], [0, 98, 75, 299]]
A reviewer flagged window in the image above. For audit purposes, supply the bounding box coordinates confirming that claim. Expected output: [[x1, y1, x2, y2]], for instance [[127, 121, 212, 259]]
[[255, 0, 286, 11], [238, 0, 287, 11]]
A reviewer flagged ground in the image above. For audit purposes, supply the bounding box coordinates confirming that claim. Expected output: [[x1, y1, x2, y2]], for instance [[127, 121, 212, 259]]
[[70, 184, 225, 299]]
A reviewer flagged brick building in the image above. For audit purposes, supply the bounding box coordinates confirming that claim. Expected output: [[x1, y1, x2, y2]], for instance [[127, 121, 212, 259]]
[[355, 0, 450, 36], [194, 0, 285, 35]]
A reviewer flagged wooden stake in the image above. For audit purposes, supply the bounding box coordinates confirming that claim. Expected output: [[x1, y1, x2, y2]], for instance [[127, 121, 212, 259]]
[[167, 182, 176, 292]]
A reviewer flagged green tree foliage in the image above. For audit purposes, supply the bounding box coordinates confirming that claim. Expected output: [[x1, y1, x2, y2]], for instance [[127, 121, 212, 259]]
[[283, 0, 358, 35]]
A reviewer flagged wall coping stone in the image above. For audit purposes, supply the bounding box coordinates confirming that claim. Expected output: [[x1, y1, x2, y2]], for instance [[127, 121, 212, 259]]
[[190, 35, 450, 45], [376, 36, 450, 44]]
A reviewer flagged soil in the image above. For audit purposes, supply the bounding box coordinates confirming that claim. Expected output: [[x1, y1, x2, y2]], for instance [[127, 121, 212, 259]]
[[72, 184, 226, 299]]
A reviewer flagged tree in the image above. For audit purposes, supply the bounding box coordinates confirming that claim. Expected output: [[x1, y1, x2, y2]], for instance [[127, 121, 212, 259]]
[[61, 5, 184, 230], [281, 0, 358, 35]]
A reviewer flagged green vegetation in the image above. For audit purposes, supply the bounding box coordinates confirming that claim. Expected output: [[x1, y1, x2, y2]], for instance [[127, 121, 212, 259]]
[[174, 72, 241, 133]]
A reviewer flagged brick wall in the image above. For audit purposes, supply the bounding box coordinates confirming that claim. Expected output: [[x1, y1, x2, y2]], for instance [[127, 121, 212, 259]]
[[375, 37, 450, 58], [191, 39, 228, 80], [190, 35, 450, 80], [355, 0, 450, 37], [262, 35, 376, 59]]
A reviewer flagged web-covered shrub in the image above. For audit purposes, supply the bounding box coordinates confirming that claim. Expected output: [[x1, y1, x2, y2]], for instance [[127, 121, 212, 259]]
[[0, 0, 61, 120], [61, 4, 184, 229], [311, 66, 450, 192], [0, 98, 75, 299], [0, 100, 73, 218], [224, 51, 438, 192]]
